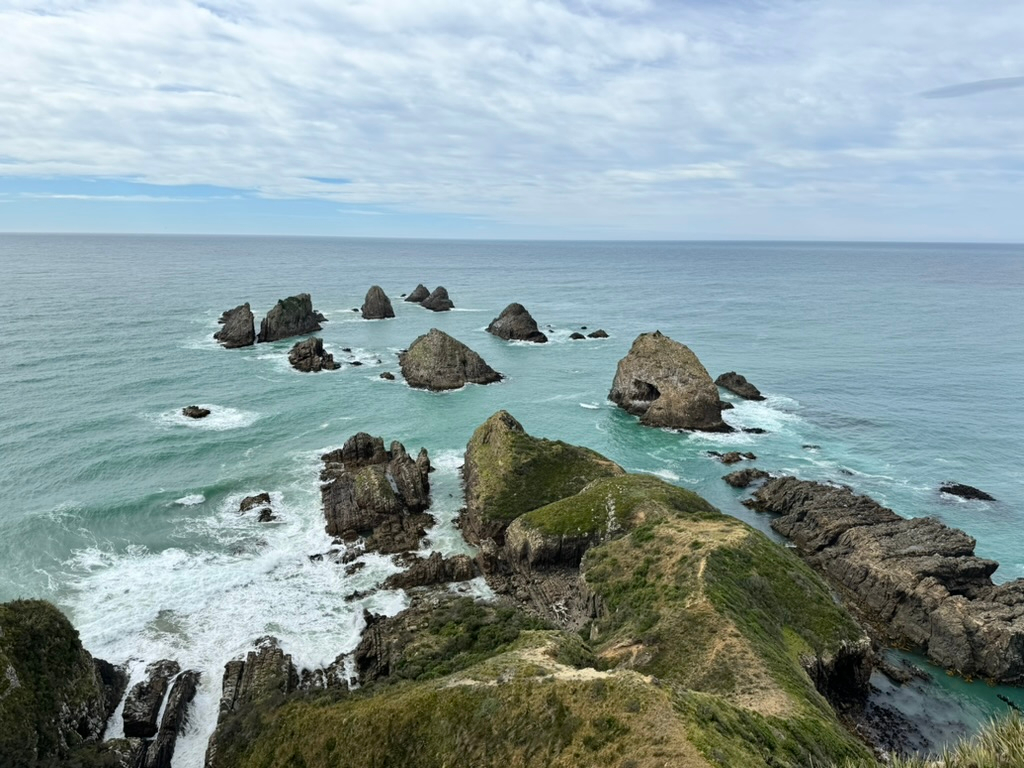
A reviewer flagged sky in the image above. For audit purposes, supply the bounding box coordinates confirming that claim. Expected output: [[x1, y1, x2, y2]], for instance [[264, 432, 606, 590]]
[[1, 0, 1023, 241]]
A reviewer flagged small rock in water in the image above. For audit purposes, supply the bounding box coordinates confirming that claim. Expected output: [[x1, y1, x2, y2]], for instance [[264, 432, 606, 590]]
[[350, 361, 363, 367], [380, 372, 395, 380], [587, 329, 609, 339], [569, 332, 586, 340], [722, 468, 770, 488], [182, 405, 210, 419], [802, 444, 821, 450], [742, 427, 768, 434], [940, 482, 995, 501], [715, 371, 766, 401]]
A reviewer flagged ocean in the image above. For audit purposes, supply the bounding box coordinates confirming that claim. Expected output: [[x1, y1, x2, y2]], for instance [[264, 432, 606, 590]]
[[1, 234, 1022, 764]]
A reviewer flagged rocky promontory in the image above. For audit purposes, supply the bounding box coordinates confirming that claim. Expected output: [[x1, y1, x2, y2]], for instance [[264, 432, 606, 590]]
[[398, 328, 502, 391], [486, 303, 548, 343], [749, 476, 1024, 684], [715, 371, 766, 401], [288, 337, 340, 372], [609, 331, 730, 431], [420, 286, 454, 311], [257, 294, 326, 343], [361, 285, 395, 320], [320, 433, 434, 554], [214, 303, 255, 348]]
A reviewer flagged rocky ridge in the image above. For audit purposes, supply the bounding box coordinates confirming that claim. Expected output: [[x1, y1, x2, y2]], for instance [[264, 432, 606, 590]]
[[749, 476, 1024, 683]]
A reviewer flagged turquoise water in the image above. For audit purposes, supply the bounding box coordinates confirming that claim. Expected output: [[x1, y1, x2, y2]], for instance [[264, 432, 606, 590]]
[[1, 235, 1022, 763]]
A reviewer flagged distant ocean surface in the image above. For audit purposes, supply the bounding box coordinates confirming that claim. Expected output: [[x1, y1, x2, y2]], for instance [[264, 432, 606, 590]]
[[1, 235, 1022, 764]]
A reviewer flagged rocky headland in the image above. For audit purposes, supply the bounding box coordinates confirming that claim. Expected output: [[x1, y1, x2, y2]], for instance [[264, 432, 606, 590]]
[[361, 285, 395, 320], [287, 337, 340, 372], [257, 294, 326, 343], [486, 303, 548, 343], [748, 476, 1024, 684], [213, 303, 255, 348], [609, 331, 731, 431], [398, 328, 502, 391]]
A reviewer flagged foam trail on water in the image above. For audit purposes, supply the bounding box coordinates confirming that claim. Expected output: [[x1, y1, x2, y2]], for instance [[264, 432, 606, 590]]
[[152, 406, 260, 432], [174, 494, 206, 507]]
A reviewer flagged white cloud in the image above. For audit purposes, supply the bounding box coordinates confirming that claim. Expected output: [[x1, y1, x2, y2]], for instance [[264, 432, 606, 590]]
[[0, 0, 1023, 237]]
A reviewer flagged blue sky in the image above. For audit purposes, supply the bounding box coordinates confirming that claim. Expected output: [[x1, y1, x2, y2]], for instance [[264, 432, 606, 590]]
[[1, 0, 1023, 241]]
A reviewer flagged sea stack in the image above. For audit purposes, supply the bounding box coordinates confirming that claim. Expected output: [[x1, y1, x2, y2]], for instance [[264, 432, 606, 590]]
[[486, 303, 547, 343], [609, 331, 730, 431], [715, 371, 766, 401], [404, 284, 430, 303], [361, 286, 395, 319], [288, 337, 339, 372], [398, 328, 502, 391], [256, 294, 325, 343], [420, 286, 454, 312], [213, 303, 255, 348]]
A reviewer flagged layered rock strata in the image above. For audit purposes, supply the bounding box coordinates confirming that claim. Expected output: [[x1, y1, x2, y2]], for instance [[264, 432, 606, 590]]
[[256, 294, 325, 342], [399, 328, 502, 391], [123, 660, 180, 738], [287, 337, 339, 372], [750, 476, 1024, 683], [486, 303, 548, 343], [213, 303, 255, 348], [609, 331, 730, 431], [320, 434, 434, 554]]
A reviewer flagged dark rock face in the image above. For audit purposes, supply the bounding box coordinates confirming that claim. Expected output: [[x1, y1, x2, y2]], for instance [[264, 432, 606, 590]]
[[715, 371, 766, 401], [214, 303, 255, 348], [569, 332, 585, 340], [380, 372, 395, 381], [486, 303, 548, 343], [182, 406, 211, 419], [609, 331, 729, 432], [940, 483, 996, 501], [750, 476, 1024, 684], [587, 329, 609, 339], [361, 285, 395, 320], [0, 600, 127, 767], [238, 492, 275, 522], [404, 284, 430, 303], [722, 468, 770, 488], [420, 286, 454, 312], [256, 294, 325, 343], [143, 669, 199, 768], [206, 638, 298, 768], [710, 451, 756, 465], [383, 552, 477, 590], [398, 329, 502, 391], [287, 337, 339, 372], [320, 434, 434, 554], [718, 400, 734, 411], [123, 660, 180, 738]]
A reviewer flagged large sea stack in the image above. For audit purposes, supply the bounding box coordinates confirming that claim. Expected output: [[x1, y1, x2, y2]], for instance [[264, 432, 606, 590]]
[[288, 337, 340, 372], [256, 294, 325, 343], [213, 303, 255, 348], [486, 303, 548, 343], [361, 286, 395, 320], [398, 328, 502, 391], [420, 286, 454, 312], [609, 331, 730, 431]]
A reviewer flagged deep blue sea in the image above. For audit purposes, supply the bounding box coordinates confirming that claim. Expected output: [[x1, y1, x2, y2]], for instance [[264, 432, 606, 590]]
[[1, 235, 1022, 764]]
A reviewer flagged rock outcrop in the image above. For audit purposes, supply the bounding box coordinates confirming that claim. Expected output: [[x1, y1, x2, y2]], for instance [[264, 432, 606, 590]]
[[420, 286, 454, 312], [320, 434, 434, 554], [182, 405, 210, 419], [749, 476, 1024, 684], [0, 600, 127, 767], [142, 669, 200, 768], [238, 492, 275, 522], [486, 303, 548, 343], [461, 411, 624, 545], [256, 294, 325, 343], [404, 284, 430, 303], [123, 660, 180, 738], [569, 332, 585, 340], [398, 329, 502, 391], [213, 303, 255, 348], [723, 467, 770, 488], [383, 552, 477, 590], [715, 371, 766, 401], [587, 329, 609, 339], [940, 482, 996, 501], [287, 337, 340, 372], [361, 285, 395, 320], [609, 331, 730, 431]]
